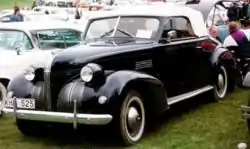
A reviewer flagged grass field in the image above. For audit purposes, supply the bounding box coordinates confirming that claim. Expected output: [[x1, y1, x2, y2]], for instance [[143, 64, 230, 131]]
[[0, 0, 33, 10], [0, 89, 249, 149]]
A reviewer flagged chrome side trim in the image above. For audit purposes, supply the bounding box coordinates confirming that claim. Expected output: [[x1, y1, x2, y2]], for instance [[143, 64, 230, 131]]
[[167, 86, 214, 105], [2, 108, 113, 125]]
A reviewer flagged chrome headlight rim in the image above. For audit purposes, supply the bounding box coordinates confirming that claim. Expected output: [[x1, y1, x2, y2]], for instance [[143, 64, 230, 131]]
[[80, 66, 93, 82], [24, 66, 36, 81]]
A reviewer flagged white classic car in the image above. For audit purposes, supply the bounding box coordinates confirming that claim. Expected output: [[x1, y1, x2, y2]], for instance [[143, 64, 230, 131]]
[[0, 21, 86, 102]]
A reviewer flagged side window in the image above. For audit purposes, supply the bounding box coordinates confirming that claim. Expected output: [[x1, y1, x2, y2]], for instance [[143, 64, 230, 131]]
[[160, 17, 195, 42]]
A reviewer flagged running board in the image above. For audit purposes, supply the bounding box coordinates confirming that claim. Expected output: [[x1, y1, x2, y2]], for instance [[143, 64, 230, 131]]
[[167, 86, 214, 105]]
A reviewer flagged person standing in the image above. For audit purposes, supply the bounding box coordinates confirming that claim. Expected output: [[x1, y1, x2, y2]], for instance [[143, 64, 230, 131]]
[[10, 6, 23, 22]]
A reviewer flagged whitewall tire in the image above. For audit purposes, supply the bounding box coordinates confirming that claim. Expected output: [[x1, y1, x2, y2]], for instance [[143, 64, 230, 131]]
[[213, 65, 228, 100], [119, 90, 145, 146]]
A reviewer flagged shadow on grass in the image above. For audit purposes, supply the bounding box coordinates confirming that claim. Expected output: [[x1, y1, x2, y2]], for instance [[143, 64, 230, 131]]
[[20, 92, 216, 148], [145, 92, 214, 135]]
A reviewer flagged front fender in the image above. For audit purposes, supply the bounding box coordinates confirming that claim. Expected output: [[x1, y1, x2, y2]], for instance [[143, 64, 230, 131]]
[[58, 70, 167, 115], [99, 70, 164, 98], [7, 74, 34, 98]]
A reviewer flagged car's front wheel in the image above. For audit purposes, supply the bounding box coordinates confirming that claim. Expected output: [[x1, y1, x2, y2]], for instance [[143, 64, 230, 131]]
[[213, 65, 228, 101], [119, 90, 146, 146]]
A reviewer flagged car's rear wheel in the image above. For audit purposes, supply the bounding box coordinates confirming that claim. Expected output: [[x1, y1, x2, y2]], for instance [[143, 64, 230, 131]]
[[0, 83, 6, 116], [119, 90, 145, 146], [213, 65, 228, 101]]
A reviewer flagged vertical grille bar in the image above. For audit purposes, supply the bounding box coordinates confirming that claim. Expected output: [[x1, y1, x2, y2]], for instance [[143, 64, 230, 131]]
[[44, 69, 52, 110]]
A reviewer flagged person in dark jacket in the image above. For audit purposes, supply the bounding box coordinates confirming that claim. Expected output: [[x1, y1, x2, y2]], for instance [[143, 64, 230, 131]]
[[10, 6, 23, 22], [31, 1, 37, 9], [223, 21, 250, 58], [75, 6, 81, 19], [228, 3, 239, 22]]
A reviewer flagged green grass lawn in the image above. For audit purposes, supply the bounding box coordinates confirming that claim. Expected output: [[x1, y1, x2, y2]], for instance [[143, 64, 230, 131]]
[[0, 0, 33, 10], [0, 89, 250, 149]]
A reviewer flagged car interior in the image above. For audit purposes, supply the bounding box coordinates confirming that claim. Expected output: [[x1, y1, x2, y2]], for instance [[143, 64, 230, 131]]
[[160, 17, 195, 43]]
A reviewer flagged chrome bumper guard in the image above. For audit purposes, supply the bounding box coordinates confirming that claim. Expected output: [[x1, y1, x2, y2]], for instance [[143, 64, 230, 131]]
[[241, 105, 250, 119], [1, 98, 113, 129]]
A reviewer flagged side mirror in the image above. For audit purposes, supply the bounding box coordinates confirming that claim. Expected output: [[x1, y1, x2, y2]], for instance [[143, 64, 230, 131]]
[[167, 30, 177, 42], [13, 41, 24, 55], [243, 72, 250, 88]]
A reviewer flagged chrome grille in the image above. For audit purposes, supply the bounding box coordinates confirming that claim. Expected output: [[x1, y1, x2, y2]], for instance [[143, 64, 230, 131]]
[[44, 69, 51, 110]]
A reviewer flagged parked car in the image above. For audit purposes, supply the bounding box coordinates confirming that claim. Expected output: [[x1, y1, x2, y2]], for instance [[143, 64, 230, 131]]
[[186, 0, 239, 42], [1, 4, 237, 146], [0, 21, 86, 105]]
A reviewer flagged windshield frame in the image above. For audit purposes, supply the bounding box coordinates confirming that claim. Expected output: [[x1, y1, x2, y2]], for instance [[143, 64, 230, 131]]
[[83, 16, 162, 41]]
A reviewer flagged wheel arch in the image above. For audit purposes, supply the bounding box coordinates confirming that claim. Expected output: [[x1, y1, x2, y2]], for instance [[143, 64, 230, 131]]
[[118, 78, 168, 117], [0, 78, 10, 88], [211, 47, 236, 91]]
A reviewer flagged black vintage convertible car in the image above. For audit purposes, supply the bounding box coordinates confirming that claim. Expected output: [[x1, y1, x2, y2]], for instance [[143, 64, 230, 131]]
[[1, 4, 237, 145]]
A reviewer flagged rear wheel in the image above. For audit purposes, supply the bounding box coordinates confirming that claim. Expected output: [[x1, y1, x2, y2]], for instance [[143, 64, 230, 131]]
[[119, 90, 146, 146], [213, 65, 228, 101]]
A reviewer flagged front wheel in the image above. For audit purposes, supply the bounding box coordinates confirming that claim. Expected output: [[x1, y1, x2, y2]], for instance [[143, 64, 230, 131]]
[[213, 65, 228, 101], [119, 90, 146, 146]]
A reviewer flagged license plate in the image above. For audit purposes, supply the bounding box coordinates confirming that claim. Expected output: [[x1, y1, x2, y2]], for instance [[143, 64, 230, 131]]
[[4, 98, 35, 109]]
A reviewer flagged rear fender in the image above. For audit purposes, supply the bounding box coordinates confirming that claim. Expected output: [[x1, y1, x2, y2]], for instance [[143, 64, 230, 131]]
[[210, 46, 237, 82]]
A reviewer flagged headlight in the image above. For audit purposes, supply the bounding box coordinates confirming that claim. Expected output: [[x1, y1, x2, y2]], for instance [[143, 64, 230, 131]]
[[24, 66, 35, 81], [80, 66, 93, 82]]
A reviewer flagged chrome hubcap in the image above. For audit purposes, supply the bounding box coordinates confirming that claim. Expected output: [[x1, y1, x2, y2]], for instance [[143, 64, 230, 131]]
[[124, 96, 145, 142], [218, 74, 225, 90], [127, 107, 141, 131]]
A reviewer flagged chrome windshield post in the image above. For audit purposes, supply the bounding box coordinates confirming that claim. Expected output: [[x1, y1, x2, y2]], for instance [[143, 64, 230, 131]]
[[73, 99, 77, 129]]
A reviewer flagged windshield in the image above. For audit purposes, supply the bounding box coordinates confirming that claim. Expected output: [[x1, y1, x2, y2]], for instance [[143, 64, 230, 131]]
[[0, 30, 33, 51], [31, 29, 82, 50], [85, 17, 160, 40]]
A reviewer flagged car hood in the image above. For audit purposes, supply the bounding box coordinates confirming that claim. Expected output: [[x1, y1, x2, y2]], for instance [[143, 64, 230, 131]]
[[0, 49, 55, 79], [51, 39, 157, 70]]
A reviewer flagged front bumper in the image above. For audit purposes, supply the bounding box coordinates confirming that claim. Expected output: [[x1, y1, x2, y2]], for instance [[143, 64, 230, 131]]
[[241, 105, 250, 119], [1, 98, 113, 129]]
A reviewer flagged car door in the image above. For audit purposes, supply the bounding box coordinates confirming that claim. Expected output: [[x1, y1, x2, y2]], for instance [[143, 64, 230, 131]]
[[154, 17, 200, 97]]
